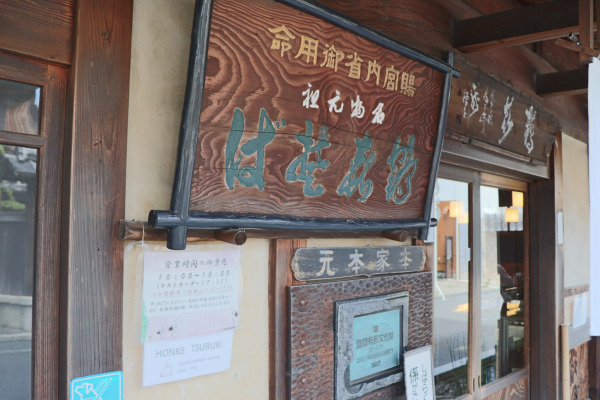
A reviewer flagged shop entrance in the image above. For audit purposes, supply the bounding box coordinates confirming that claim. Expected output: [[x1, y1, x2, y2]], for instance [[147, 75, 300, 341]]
[[432, 165, 529, 399]]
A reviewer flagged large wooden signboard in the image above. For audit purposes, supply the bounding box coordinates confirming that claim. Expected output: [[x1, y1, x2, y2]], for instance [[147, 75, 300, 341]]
[[149, 0, 457, 249]]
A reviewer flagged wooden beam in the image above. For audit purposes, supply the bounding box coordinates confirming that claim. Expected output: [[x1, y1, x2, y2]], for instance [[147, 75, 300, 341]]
[[118, 220, 416, 241], [554, 38, 600, 57], [454, 0, 580, 53], [596, 0, 600, 47], [0, 0, 74, 65], [580, 0, 594, 63], [59, 0, 132, 397], [535, 67, 589, 96]]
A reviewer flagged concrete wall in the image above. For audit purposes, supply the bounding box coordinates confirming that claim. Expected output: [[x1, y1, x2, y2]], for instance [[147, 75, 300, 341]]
[[123, 0, 269, 398]]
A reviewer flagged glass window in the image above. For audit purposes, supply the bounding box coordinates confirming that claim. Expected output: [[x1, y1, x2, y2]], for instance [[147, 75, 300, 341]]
[[480, 187, 525, 385], [433, 173, 527, 399], [433, 178, 470, 398], [0, 144, 37, 399], [0, 79, 41, 135]]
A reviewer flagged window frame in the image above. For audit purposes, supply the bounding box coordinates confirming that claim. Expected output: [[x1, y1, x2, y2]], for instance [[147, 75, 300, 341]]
[[0, 50, 66, 400]]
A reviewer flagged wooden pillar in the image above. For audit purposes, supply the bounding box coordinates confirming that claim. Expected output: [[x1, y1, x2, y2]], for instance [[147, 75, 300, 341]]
[[529, 161, 559, 400], [269, 239, 306, 400], [59, 0, 133, 397], [579, 0, 594, 64], [591, 337, 600, 400]]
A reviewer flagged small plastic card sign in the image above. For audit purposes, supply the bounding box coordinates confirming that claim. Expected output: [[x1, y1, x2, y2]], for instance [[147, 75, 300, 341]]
[[403, 345, 435, 400], [142, 249, 240, 342], [70, 371, 122, 400], [572, 292, 589, 330], [143, 330, 233, 386]]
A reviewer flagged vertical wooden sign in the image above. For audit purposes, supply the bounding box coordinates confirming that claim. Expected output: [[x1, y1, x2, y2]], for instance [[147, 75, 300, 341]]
[[149, 0, 457, 249]]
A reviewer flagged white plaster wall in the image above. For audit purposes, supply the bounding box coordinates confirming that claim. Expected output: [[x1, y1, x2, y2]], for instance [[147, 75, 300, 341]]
[[307, 237, 410, 248], [125, 0, 192, 219], [123, 0, 269, 398], [561, 133, 590, 289], [122, 241, 269, 399]]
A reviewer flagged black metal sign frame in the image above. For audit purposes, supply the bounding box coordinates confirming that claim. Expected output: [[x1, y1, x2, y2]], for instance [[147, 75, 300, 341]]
[[148, 0, 458, 250]]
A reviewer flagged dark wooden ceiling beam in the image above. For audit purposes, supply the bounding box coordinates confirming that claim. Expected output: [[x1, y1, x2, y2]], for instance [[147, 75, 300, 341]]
[[554, 37, 600, 57], [579, 0, 594, 63], [454, 0, 581, 53], [596, 0, 600, 47], [535, 67, 588, 96]]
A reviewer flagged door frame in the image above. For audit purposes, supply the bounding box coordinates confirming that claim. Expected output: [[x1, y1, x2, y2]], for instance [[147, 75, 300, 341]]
[[436, 162, 531, 399], [0, 50, 66, 400]]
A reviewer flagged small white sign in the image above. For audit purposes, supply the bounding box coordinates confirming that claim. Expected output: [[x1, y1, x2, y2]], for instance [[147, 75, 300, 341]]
[[143, 330, 234, 386], [142, 250, 240, 342], [572, 292, 588, 330], [557, 211, 564, 245], [404, 345, 435, 400]]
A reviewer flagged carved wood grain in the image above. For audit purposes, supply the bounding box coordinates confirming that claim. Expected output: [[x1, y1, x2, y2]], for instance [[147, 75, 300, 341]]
[[189, 0, 445, 222]]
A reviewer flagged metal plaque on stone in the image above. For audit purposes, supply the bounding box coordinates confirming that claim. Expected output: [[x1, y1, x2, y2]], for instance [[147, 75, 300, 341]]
[[292, 246, 425, 281], [335, 292, 409, 400]]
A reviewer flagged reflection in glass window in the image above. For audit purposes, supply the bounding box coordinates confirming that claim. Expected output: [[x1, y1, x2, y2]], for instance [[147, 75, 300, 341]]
[[480, 187, 525, 385], [432, 176, 527, 399], [0, 144, 37, 399], [433, 178, 470, 398], [0, 79, 41, 135]]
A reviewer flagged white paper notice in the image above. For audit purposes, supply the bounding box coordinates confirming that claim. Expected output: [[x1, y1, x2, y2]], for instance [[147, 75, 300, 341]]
[[572, 293, 588, 330], [404, 345, 434, 400], [143, 330, 233, 387], [142, 250, 240, 342]]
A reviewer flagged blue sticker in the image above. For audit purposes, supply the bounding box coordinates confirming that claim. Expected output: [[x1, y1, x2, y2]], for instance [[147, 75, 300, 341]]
[[70, 371, 122, 400]]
